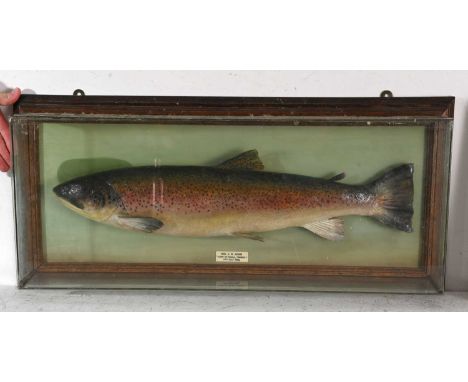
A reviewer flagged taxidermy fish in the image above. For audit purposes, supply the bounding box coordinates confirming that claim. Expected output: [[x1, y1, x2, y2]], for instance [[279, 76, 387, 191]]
[[53, 150, 414, 241]]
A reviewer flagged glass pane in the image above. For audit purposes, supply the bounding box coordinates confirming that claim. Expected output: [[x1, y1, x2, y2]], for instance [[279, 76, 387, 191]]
[[39, 122, 427, 268]]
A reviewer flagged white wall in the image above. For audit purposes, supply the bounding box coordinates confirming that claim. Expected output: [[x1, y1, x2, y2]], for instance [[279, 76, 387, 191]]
[[0, 71, 467, 290]]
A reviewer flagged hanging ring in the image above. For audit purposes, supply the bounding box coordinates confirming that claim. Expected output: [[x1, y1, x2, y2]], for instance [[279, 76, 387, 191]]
[[380, 90, 393, 98], [73, 89, 85, 96]]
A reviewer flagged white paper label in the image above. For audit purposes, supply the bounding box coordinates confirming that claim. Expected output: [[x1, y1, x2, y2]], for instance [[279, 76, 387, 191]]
[[215, 251, 248, 263]]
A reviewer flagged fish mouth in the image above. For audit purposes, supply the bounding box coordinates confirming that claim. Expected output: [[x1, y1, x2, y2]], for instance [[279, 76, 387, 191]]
[[53, 188, 85, 210], [52, 184, 62, 198], [55, 195, 86, 215], [53, 185, 85, 210]]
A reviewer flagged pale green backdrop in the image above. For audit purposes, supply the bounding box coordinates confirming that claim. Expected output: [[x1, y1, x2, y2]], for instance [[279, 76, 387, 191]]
[[40, 122, 426, 267]]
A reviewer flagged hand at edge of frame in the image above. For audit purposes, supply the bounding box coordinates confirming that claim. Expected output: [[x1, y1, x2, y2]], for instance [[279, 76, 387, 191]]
[[0, 87, 21, 172]]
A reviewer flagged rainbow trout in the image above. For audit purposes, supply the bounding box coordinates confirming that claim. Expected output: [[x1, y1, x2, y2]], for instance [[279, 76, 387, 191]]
[[53, 150, 414, 241]]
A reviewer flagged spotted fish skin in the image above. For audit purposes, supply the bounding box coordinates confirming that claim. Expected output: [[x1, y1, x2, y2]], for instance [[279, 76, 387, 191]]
[[53, 151, 414, 240]]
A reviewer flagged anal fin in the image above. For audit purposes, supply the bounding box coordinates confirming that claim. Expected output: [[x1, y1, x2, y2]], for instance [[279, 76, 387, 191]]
[[303, 218, 344, 241], [116, 216, 164, 233]]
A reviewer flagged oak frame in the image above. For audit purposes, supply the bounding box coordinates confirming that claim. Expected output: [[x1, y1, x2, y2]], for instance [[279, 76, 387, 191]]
[[11, 95, 454, 292]]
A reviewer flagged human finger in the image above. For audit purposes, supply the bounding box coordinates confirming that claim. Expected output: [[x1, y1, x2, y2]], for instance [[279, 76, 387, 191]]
[[0, 112, 11, 153], [0, 148, 9, 172], [0, 134, 11, 168], [0, 87, 21, 106]]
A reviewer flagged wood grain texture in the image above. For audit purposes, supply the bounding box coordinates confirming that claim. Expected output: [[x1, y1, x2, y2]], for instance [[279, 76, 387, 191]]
[[11, 95, 454, 291], [15, 95, 455, 118], [38, 262, 428, 278], [11, 120, 35, 282]]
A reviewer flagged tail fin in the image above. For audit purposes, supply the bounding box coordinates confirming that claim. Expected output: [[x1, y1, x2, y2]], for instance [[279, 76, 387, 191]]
[[370, 164, 414, 233]]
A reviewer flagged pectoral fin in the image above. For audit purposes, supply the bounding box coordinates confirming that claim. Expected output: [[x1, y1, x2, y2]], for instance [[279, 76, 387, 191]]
[[233, 232, 264, 242], [217, 150, 264, 171], [116, 216, 164, 233], [303, 218, 344, 241]]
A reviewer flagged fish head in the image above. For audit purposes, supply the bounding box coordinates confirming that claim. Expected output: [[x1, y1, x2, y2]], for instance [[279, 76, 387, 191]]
[[53, 175, 119, 222]]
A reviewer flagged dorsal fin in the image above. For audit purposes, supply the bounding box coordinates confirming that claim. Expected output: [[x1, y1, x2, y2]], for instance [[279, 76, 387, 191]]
[[217, 150, 264, 171]]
